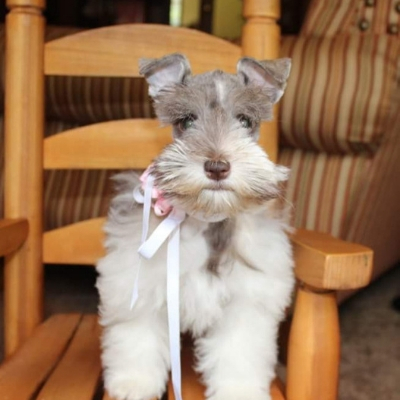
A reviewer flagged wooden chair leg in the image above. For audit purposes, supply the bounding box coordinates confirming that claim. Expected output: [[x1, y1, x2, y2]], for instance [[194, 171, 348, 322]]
[[4, 0, 46, 356], [286, 285, 340, 400]]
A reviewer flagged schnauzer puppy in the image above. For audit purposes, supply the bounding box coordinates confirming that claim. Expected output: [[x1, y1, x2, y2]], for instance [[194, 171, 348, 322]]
[[96, 53, 294, 400]]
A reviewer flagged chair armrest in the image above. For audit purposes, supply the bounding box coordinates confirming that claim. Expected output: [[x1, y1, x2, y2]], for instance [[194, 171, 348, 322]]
[[0, 218, 29, 257], [286, 229, 373, 400], [291, 229, 373, 290]]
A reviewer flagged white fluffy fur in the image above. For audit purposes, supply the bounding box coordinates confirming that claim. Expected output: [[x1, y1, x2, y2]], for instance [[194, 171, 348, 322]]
[[97, 173, 294, 400], [97, 54, 294, 400]]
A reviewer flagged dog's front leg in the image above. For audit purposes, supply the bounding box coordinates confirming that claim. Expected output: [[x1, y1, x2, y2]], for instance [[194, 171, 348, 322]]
[[101, 310, 170, 400], [195, 298, 279, 400]]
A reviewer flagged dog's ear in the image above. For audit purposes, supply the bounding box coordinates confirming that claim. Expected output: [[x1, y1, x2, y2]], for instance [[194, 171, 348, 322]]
[[237, 57, 291, 104], [139, 53, 191, 97]]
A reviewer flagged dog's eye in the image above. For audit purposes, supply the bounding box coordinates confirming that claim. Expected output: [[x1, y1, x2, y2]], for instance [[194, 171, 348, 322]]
[[238, 114, 252, 129], [177, 115, 195, 131]]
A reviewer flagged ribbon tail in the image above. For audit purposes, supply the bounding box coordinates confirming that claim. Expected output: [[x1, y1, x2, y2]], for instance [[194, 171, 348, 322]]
[[168, 223, 183, 400], [130, 174, 155, 310]]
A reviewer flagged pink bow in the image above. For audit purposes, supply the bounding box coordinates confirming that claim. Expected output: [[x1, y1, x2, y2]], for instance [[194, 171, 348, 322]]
[[140, 165, 173, 217]]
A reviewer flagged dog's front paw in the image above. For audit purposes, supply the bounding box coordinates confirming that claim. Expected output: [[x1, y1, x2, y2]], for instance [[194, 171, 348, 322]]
[[207, 386, 270, 400], [105, 372, 165, 400]]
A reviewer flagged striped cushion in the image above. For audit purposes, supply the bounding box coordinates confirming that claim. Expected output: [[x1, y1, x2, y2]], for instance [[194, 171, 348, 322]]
[[44, 168, 115, 230], [301, 0, 356, 36], [345, 92, 400, 273], [46, 76, 154, 124], [0, 24, 154, 123], [302, 0, 400, 37], [42, 121, 116, 231], [278, 147, 371, 237], [43, 25, 154, 123], [280, 34, 399, 154], [279, 90, 400, 276]]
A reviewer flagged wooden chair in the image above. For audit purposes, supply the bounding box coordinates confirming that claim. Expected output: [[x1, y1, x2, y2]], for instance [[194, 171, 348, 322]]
[[0, 0, 373, 399]]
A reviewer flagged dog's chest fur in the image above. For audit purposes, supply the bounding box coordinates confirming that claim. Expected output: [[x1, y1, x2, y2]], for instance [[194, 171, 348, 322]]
[[97, 54, 294, 339], [170, 209, 292, 337], [98, 191, 293, 337]]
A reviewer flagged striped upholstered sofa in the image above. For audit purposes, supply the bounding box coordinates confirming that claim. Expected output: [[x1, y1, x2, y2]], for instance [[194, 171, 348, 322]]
[[279, 0, 400, 298], [0, 0, 399, 299]]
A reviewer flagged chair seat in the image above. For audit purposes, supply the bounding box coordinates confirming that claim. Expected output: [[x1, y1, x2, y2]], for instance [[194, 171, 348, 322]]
[[0, 314, 102, 400], [0, 314, 284, 400], [169, 336, 286, 400], [0, 313, 286, 400]]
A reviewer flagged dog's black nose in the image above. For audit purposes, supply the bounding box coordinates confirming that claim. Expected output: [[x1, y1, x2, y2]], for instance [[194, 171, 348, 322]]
[[204, 160, 231, 181]]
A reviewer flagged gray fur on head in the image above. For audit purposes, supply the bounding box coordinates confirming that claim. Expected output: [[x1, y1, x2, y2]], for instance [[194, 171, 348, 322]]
[[139, 53, 191, 97], [139, 53, 291, 220], [237, 57, 291, 104]]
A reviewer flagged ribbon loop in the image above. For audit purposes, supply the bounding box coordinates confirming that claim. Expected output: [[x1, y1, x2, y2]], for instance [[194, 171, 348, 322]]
[[138, 208, 185, 259]]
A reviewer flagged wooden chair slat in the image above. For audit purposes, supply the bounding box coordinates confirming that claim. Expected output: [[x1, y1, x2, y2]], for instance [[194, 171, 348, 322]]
[[0, 314, 82, 400], [168, 340, 285, 400], [37, 315, 102, 400], [44, 119, 172, 170], [0, 218, 28, 257], [291, 229, 374, 290], [43, 218, 106, 265], [45, 24, 241, 77], [103, 392, 157, 400]]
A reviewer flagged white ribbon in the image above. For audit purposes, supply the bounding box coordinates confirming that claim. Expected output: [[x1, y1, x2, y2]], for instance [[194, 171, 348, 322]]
[[138, 208, 185, 258], [130, 174, 154, 308], [167, 218, 183, 400], [132, 175, 186, 400]]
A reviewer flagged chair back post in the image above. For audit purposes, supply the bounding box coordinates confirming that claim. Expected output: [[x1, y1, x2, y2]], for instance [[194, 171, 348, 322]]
[[4, 0, 46, 356], [241, 0, 280, 162]]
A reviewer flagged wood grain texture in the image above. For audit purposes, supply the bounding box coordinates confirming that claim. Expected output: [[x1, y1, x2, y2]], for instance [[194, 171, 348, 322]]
[[0, 314, 81, 400], [241, 0, 280, 162], [7, 0, 45, 8], [168, 340, 285, 400], [291, 229, 373, 290], [0, 219, 28, 257], [37, 315, 102, 400], [4, 2, 45, 355], [243, 0, 281, 18], [45, 24, 240, 77], [43, 218, 106, 265], [286, 287, 340, 400], [44, 119, 172, 169]]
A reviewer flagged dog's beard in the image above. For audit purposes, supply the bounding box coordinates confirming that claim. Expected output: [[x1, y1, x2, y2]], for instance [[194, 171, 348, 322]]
[[152, 138, 288, 220]]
